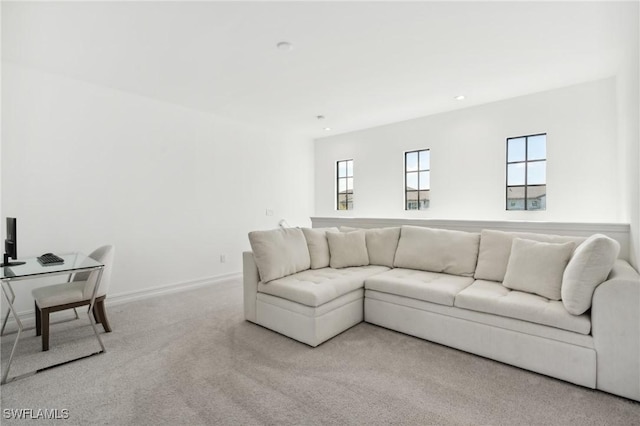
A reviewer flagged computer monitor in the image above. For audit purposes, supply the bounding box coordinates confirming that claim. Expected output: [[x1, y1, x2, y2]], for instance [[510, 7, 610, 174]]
[[2, 217, 26, 267]]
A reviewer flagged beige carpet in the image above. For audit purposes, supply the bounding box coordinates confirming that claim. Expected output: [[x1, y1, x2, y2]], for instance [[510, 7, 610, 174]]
[[1, 278, 639, 425]]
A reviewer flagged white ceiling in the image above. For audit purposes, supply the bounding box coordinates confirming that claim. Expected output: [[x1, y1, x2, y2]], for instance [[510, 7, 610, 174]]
[[2, 1, 638, 139]]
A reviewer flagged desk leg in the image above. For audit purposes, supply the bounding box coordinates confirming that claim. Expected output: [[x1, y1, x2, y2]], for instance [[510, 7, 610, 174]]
[[1, 283, 16, 336], [1, 281, 23, 384], [86, 268, 106, 353]]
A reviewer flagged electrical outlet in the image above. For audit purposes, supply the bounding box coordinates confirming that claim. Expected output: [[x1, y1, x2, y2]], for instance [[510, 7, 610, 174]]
[[219, 254, 226, 263], [266, 209, 274, 216]]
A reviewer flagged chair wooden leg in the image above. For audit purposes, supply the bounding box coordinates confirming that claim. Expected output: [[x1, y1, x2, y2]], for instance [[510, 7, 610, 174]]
[[92, 305, 101, 324], [96, 299, 112, 333], [35, 302, 42, 336], [42, 308, 50, 351]]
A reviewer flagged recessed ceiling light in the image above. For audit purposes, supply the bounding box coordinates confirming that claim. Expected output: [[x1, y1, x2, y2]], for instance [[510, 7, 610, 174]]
[[324, 127, 331, 131], [277, 41, 293, 51], [455, 95, 465, 101]]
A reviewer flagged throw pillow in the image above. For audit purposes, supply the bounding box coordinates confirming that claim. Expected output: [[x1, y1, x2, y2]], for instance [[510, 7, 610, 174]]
[[301, 227, 339, 269], [502, 238, 575, 300], [327, 230, 369, 268], [561, 234, 620, 315], [393, 226, 480, 276], [364, 227, 401, 268], [339, 226, 401, 268], [248, 228, 310, 283], [475, 229, 585, 282]]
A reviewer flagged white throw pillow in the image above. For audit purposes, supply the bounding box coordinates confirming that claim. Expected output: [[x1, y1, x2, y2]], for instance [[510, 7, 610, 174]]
[[502, 238, 575, 300], [301, 227, 339, 269], [393, 226, 480, 277], [561, 234, 620, 315], [327, 230, 369, 269], [339, 226, 401, 268], [364, 227, 401, 268], [475, 229, 585, 282], [248, 228, 310, 283]]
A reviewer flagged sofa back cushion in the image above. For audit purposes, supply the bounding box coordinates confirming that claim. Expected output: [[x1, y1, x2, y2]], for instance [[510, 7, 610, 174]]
[[248, 228, 310, 283], [561, 234, 620, 315], [340, 226, 401, 268], [301, 227, 339, 269], [393, 226, 480, 276], [475, 229, 585, 282], [502, 238, 576, 300], [327, 230, 370, 268]]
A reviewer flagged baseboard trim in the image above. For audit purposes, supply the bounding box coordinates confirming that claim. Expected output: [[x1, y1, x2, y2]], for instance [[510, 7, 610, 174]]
[[1, 271, 242, 330]]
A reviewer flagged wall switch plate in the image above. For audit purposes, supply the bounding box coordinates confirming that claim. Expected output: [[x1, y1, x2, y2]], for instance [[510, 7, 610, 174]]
[[266, 209, 274, 216], [219, 254, 226, 263]]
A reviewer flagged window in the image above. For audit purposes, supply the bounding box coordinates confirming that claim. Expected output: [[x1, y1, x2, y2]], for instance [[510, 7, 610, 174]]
[[405, 149, 430, 210], [506, 133, 546, 210], [336, 159, 353, 210]]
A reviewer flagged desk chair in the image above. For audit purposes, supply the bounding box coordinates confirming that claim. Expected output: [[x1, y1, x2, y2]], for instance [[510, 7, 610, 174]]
[[32, 245, 114, 351]]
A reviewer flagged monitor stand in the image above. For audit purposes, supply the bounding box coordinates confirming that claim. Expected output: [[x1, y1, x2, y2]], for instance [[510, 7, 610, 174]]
[[1, 253, 26, 267]]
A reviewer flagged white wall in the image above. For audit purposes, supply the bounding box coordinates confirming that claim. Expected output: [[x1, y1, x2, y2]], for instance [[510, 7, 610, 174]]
[[2, 63, 314, 313], [315, 78, 621, 223], [617, 4, 640, 270]]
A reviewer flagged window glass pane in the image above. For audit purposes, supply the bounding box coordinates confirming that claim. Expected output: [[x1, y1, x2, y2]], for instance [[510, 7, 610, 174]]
[[406, 152, 418, 172], [346, 160, 353, 177], [338, 161, 346, 178], [346, 178, 353, 191], [338, 193, 347, 210], [507, 138, 526, 162], [527, 161, 546, 185], [406, 172, 418, 190], [419, 171, 430, 190], [506, 186, 525, 210], [338, 178, 346, 193], [527, 185, 546, 210], [419, 190, 430, 209], [419, 150, 430, 170], [527, 135, 546, 161], [406, 191, 418, 210], [507, 163, 525, 186]]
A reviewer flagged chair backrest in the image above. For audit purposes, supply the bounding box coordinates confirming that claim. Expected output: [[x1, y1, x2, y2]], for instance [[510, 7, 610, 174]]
[[74, 245, 115, 301]]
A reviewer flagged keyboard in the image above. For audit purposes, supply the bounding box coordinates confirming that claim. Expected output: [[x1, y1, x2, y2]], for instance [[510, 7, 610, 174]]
[[37, 253, 64, 266]]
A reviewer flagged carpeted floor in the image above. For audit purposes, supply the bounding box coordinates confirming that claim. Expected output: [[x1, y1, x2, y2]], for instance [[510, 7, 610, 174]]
[[1, 278, 639, 425]]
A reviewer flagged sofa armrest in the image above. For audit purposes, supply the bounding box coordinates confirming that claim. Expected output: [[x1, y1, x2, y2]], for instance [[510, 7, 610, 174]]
[[243, 251, 259, 323], [591, 259, 640, 400]]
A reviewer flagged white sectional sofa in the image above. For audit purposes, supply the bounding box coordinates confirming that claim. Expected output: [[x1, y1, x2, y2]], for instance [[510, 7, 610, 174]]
[[243, 224, 640, 401]]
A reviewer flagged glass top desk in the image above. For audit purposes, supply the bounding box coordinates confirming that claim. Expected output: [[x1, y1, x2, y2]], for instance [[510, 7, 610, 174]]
[[1, 253, 106, 384]]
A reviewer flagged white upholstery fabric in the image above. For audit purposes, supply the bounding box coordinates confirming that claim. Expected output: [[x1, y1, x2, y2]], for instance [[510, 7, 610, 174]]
[[393, 226, 479, 276], [32, 281, 86, 308], [364, 268, 474, 307], [327, 230, 370, 269], [474, 229, 585, 282], [249, 228, 310, 283], [258, 265, 389, 307], [32, 245, 115, 307], [592, 260, 640, 401], [365, 296, 596, 388], [340, 226, 401, 268], [243, 251, 259, 322], [454, 280, 591, 334], [363, 227, 401, 267], [256, 291, 365, 347], [562, 234, 620, 315], [366, 290, 593, 348], [502, 238, 575, 300], [302, 227, 339, 269]]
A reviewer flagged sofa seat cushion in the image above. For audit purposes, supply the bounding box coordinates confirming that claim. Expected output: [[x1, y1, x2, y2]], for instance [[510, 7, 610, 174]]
[[454, 280, 591, 334], [364, 268, 475, 307], [258, 265, 389, 307]]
